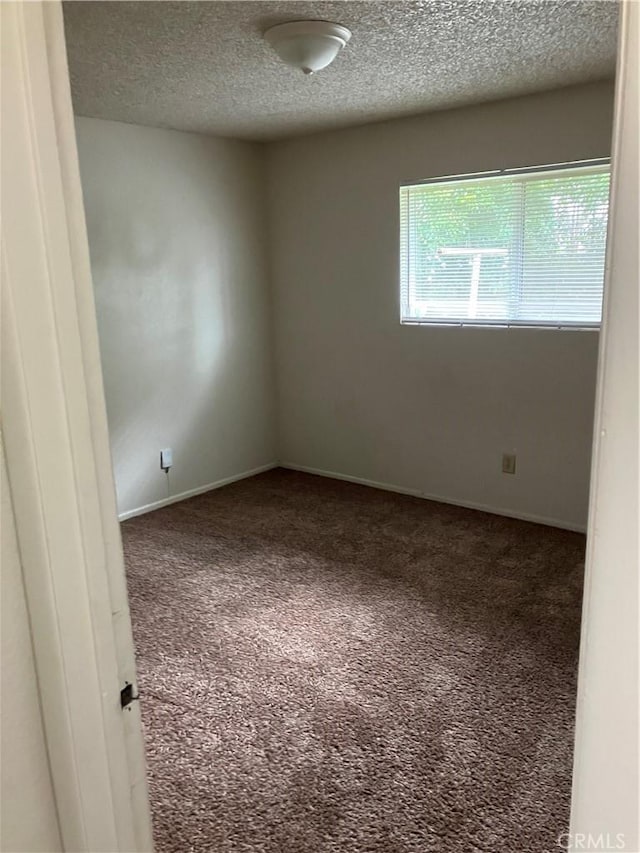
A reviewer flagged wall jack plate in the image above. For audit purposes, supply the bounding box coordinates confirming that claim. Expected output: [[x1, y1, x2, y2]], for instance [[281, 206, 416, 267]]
[[160, 448, 173, 471], [502, 453, 516, 475]]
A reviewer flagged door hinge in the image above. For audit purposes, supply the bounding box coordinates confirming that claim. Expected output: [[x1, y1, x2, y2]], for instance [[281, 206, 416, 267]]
[[120, 681, 140, 710]]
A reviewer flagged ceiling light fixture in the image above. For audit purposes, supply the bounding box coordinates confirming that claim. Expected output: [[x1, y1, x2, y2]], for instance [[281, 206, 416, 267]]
[[264, 20, 352, 75]]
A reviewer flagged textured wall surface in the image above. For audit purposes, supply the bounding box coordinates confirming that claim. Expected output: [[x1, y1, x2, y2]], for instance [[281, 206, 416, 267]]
[[76, 117, 276, 517], [1, 447, 62, 853], [267, 82, 615, 530]]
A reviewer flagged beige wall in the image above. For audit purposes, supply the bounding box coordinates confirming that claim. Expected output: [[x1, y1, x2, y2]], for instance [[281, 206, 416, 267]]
[[76, 83, 615, 530], [267, 81, 615, 531], [1, 444, 62, 853], [75, 118, 276, 518]]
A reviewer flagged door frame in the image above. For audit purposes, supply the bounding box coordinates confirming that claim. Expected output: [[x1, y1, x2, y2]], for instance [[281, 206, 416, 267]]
[[1, 2, 152, 850], [1, 1, 637, 851], [568, 0, 639, 848]]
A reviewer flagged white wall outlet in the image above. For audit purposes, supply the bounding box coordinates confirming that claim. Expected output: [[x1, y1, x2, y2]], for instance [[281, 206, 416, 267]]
[[502, 452, 516, 475], [160, 448, 173, 471]]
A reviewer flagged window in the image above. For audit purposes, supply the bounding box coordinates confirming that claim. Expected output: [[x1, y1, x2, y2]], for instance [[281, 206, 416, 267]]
[[399, 160, 610, 328]]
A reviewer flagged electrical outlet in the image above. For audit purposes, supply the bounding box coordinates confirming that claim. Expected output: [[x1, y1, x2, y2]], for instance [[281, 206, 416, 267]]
[[502, 453, 516, 475], [160, 448, 173, 471]]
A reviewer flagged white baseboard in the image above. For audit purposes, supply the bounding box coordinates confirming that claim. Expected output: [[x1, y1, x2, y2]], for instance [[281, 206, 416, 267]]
[[118, 462, 278, 521], [119, 459, 587, 533], [280, 462, 587, 533]]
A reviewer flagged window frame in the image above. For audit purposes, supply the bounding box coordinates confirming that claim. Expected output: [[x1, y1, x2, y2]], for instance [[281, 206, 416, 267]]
[[399, 158, 611, 331]]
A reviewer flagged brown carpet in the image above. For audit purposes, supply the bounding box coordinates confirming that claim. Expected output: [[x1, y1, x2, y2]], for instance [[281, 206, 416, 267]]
[[122, 468, 585, 853]]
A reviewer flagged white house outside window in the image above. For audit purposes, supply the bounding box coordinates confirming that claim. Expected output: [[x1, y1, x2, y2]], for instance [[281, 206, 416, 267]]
[[399, 160, 611, 328]]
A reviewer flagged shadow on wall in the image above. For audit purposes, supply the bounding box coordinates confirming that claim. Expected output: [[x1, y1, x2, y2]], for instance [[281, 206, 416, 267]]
[[76, 117, 276, 517]]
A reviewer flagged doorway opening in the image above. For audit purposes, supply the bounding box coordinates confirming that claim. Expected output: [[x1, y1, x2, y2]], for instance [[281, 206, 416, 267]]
[[60, 2, 622, 851]]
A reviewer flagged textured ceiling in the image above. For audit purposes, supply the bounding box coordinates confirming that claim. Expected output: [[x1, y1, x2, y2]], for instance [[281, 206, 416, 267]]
[[63, 0, 618, 142]]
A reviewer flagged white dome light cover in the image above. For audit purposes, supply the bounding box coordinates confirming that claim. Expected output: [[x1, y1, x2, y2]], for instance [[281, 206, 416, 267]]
[[264, 20, 352, 75]]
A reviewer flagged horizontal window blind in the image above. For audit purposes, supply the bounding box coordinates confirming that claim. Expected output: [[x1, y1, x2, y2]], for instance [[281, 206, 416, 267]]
[[400, 162, 610, 327]]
